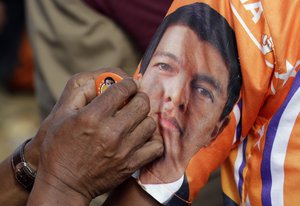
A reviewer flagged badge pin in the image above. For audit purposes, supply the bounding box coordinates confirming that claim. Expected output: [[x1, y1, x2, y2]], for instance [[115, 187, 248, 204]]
[[95, 72, 123, 95]]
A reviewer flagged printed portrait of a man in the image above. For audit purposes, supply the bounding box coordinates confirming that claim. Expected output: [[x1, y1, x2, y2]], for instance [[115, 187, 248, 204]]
[[135, 2, 242, 204]]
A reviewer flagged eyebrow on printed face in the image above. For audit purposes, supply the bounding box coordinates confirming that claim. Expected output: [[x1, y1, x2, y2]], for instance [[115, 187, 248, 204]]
[[193, 74, 224, 95], [153, 51, 182, 66]]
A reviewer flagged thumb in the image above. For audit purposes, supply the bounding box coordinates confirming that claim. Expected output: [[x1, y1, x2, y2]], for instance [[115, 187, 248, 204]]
[[54, 78, 96, 113]]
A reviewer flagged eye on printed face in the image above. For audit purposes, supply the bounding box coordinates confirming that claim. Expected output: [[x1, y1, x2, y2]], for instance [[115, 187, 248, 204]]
[[139, 25, 229, 154], [105, 79, 115, 87]]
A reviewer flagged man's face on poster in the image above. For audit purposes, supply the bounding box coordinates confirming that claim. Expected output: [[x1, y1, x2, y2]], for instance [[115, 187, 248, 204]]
[[138, 25, 229, 158], [105, 78, 115, 87]]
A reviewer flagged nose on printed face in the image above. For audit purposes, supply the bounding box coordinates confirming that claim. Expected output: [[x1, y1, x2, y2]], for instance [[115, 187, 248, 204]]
[[163, 78, 189, 113]]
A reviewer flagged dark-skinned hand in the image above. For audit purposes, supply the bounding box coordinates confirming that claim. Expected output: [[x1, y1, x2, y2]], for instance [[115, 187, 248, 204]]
[[25, 69, 163, 205]]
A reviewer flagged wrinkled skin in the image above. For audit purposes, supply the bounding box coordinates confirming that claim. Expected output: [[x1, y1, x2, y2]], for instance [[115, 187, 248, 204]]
[[21, 68, 163, 205]]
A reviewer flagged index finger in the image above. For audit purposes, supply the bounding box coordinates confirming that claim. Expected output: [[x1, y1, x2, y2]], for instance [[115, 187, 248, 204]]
[[54, 69, 130, 112], [83, 78, 139, 118]]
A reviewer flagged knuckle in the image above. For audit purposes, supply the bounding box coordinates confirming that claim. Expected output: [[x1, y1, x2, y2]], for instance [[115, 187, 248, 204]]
[[134, 93, 150, 114], [66, 72, 90, 89], [99, 124, 114, 139], [107, 129, 119, 141], [125, 159, 137, 173], [114, 151, 127, 162], [123, 78, 137, 89], [119, 79, 137, 94], [99, 78, 137, 107], [102, 144, 118, 158], [94, 95, 114, 113], [75, 112, 97, 129], [100, 122, 122, 142], [67, 73, 81, 88], [113, 82, 131, 98], [113, 83, 130, 99]]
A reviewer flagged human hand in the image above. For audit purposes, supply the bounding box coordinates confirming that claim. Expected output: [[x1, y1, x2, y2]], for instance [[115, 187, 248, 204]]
[[24, 68, 130, 172], [27, 69, 163, 205]]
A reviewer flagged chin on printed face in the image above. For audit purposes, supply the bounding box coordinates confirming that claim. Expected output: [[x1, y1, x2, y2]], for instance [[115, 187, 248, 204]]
[[136, 3, 241, 184]]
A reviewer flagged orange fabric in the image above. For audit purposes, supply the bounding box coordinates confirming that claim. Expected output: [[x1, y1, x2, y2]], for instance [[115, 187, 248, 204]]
[[186, 111, 236, 200], [164, 0, 299, 204]]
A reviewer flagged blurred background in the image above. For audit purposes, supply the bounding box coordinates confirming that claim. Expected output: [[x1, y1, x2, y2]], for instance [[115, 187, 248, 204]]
[[0, 0, 172, 164], [0, 0, 39, 161], [0, 0, 222, 205]]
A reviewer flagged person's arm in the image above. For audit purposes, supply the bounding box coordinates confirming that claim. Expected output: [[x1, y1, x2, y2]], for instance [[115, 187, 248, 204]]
[[103, 177, 162, 206], [0, 108, 45, 205], [26, 70, 163, 205], [0, 69, 101, 205], [27, 168, 90, 206], [0, 146, 36, 205], [0, 68, 163, 206]]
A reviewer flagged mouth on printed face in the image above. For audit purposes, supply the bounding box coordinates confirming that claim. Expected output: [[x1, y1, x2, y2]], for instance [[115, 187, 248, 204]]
[[157, 113, 184, 137]]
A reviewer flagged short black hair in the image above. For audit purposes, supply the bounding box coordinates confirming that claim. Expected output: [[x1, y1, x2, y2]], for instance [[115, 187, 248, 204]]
[[104, 77, 115, 83], [140, 3, 242, 119]]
